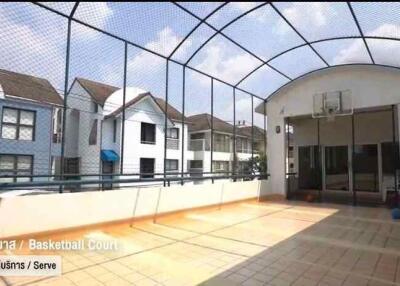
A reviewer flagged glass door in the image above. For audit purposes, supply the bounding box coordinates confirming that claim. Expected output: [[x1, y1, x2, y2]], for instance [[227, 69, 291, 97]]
[[298, 146, 321, 190], [353, 144, 378, 192], [325, 146, 349, 191]]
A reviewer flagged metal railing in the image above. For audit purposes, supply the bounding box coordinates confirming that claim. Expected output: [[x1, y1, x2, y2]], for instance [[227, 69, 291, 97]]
[[0, 172, 269, 191]]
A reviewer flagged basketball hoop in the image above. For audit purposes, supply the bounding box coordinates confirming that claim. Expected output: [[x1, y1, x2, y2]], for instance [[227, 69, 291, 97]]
[[326, 107, 336, 122], [326, 112, 336, 122], [312, 90, 353, 120]]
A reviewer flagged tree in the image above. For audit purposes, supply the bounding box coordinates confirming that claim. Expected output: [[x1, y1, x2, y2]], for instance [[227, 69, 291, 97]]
[[242, 152, 267, 179]]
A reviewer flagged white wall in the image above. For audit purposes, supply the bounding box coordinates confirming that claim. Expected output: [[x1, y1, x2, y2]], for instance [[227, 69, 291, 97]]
[[120, 97, 176, 174], [0, 180, 267, 238], [66, 82, 102, 175], [266, 65, 400, 197]]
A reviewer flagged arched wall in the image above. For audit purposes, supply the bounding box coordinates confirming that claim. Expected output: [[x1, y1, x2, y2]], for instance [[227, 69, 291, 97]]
[[264, 65, 400, 197]]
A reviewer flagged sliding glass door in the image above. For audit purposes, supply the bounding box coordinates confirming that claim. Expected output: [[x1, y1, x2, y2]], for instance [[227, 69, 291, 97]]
[[325, 146, 349, 191], [298, 146, 321, 190], [353, 144, 378, 192]]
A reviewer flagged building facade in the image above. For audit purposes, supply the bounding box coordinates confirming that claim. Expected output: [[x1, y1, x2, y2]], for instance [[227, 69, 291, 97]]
[[0, 69, 62, 183], [261, 65, 400, 203]]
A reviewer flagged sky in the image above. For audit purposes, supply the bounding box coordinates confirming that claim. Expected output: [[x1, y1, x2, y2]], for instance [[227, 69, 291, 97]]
[[0, 2, 399, 129]]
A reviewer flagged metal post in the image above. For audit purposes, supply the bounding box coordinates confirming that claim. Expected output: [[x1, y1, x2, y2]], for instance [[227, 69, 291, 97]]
[[210, 78, 214, 184], [59, 19, 72, 193], [263, 100, 267, 178], [251, 95, 254, 175], [181, 67, 186, 185], [233, 88, 237, 181], [352, 114, 357, 206], [286, 117, 290, 199], [317, 118, 321, 202], [163, 60, 169, 187], [121, 42, 128, 174], [392, 105, 399, 206]]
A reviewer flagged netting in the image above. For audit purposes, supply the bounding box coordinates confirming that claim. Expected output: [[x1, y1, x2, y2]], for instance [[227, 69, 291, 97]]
[[0, 2, 399, 190]]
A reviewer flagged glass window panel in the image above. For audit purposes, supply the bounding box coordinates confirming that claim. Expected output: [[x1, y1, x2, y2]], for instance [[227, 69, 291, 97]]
[[2, 108, 18, 123], [19, 126, 33, 141], [0, 177, 14, 183], [0, 156, 14, 170], [1, 125, 17, 140], [20, 110, 34, 125], [17, 156, 32, 170], [16, 176, 31, 182]]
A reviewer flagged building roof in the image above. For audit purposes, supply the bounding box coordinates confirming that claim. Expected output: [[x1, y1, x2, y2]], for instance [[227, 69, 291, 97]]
[[187, 113, 266, 139], [0, 69, 62, 106], [187, 113, 234, 134], [74, 78, 185, 122], [105, 92, 186, 122], [238, 126, 265, 141], [75, 78, 119, 106]]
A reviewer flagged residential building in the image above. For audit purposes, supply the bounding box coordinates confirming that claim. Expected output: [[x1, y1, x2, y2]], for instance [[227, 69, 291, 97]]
[[0, 69, 63, 182], [64, 78, 190, 186], [260, 65, 400, 203], [187, 113, 264, 176]]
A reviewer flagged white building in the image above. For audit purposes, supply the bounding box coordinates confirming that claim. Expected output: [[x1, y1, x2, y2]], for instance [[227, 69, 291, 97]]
[[259, 65, 400, 203], [187, 113, 263, 176], [64, 78, 265, 187], [0, 69, 62, 183], [64, 78, 190, 186]]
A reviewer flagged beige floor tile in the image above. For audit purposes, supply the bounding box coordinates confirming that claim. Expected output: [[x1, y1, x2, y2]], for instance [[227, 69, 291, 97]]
[[5, 201, 400, 286]]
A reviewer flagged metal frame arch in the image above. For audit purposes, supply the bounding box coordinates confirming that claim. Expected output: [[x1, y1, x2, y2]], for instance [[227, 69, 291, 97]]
[[236, 36, 400, 92]]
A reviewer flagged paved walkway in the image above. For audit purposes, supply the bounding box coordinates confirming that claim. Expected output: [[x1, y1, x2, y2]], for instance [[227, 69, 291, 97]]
[[1, 200, 400, 285]]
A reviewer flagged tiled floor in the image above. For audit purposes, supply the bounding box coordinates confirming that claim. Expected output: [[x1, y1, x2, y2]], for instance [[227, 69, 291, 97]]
[[2, 200, 400, 286]]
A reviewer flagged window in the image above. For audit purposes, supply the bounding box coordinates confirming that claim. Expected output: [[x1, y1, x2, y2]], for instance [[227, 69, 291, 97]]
[[89, 119, 98, 145], [212, 161, 230, 173], [92, 102, 98, 113], [52, 108, 62, 143], [165, 159, 178, 171], [141, 122, 155, 144], [0, 154, 33, 182], [140, 158, 154, 178], [191, 133, 204, 140], [1, 107, 35, 141], [166, 128, 179, 139], [64, 158, 80, 177], [113, 119, 117, 143], [189, 160, 203, 169], [214, 134, 231, 152]]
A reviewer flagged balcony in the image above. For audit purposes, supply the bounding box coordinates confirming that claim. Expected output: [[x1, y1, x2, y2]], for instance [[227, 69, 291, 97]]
[[189, 139, 210, 151]]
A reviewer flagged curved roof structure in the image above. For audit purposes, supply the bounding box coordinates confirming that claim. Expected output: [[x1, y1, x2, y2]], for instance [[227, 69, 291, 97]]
[[30, 2, 400, 100]]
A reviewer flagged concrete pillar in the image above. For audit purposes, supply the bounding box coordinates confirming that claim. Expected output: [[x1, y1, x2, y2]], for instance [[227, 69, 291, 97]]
[[264, 102, 286, 198]]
